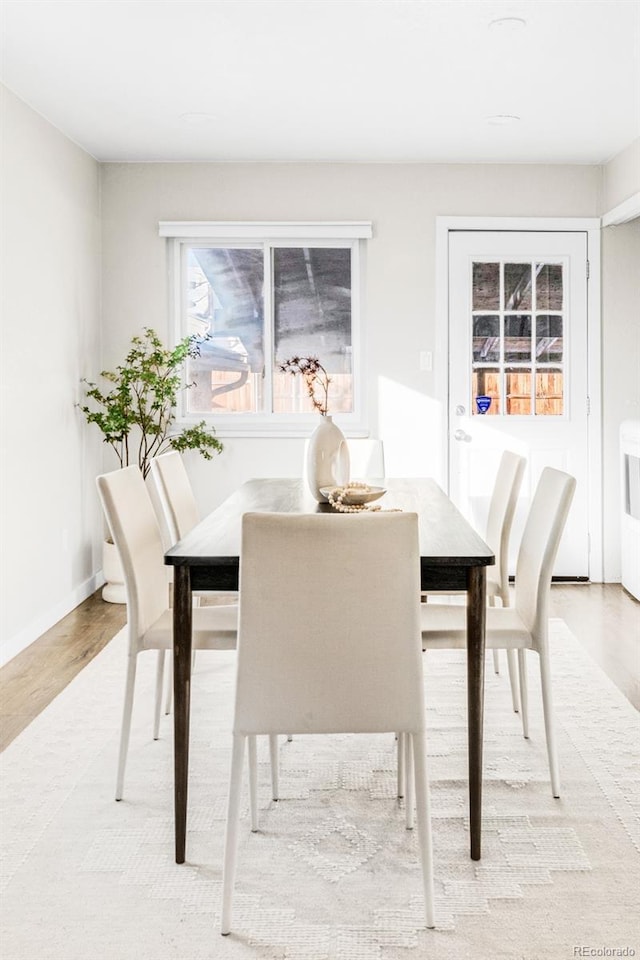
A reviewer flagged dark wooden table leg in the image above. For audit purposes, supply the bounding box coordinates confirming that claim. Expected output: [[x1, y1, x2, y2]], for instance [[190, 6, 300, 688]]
[[467, 565, 486, 861], [173, 565, 192, 864]]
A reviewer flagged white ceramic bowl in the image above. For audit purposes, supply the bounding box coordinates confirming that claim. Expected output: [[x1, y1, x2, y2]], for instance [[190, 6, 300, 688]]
[[319, 485, 387, 506]]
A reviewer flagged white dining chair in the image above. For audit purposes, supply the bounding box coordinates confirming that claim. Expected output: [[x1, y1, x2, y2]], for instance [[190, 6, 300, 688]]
[[482, 451, 526, 605], [423, 449, 525, 714], [221, 511, 435, 935], [483, 450, 526, 706], [420, 467, 576, 798], [96, 464, 239, 801], [149, 451, 239, 729], [347, 437, 386, 479], [149, 453, 240, 605], [149, 450, 201, 547]]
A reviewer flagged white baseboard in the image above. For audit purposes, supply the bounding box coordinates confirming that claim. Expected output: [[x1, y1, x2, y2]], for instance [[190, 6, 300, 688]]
[[0, 573, 105, 668]]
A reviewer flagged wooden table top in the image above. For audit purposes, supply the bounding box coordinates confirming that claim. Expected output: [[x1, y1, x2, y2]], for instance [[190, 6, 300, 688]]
[[165, 478, 494, 574]]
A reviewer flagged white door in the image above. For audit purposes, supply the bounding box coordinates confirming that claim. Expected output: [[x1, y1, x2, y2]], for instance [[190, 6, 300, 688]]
[[449, 231, 590, 578]]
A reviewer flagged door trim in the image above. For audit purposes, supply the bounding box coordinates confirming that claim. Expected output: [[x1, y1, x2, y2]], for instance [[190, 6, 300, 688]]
[[435, 216, 603, 582]]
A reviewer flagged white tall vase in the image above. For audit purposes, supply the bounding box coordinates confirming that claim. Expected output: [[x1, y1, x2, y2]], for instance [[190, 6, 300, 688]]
[[306, 415, 350, 501]]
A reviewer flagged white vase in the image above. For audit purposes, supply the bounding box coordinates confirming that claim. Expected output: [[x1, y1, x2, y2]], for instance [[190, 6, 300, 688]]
[[102, 538, 126, 604], [306, 415, 350, 501]]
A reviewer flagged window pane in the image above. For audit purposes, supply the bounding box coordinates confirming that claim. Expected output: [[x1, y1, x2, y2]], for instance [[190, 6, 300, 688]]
[[472, 315, 500, 362], [506, 368, 531, 415], [504, 314, 532, 362], [185, 247, 264, 414], [504, 263, 532, 310], [536, 369, 563, 415], [273, 247, 353, 414], [472, 262, 499, 310], [536, 314, 563, 362], [536, 263, 563, 310], [472, 367, 500, 415]]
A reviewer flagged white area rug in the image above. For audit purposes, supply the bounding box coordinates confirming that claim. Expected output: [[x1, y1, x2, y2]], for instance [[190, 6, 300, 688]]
[[1, 621, 638, 960]]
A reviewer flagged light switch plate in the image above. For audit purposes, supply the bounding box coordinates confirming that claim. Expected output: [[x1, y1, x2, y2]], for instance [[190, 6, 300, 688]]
[[420, 350, 433, 372]]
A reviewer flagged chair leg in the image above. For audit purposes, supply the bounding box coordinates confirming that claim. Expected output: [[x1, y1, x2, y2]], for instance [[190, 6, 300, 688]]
[[163, 653, 172, 715], [115, 653, 138, 801], [538, 651, 561, 798], [404, 733, 415, 830], [397, 732, 405, 799], [153, 650, 165, 740], [490, 597, 500, 674], [411, 731, 436, 929], [269, 734, 279, 800], [506, 649, 521, 714], [221, 734, 246, 936], [517, 649, 529, 739], [248, 735, 259, 832]]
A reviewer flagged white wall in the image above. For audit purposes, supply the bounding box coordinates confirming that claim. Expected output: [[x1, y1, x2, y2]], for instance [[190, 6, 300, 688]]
[[600, 139, 640, 580], [601, 225, 640, 581], [602, 138, 640, 212], [2, 137, 633, 665], [0, 86, 103, 664], [100, 161, 602, 521]]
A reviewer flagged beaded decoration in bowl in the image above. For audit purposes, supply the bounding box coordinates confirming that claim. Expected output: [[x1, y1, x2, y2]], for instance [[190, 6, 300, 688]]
[[320, 482, 387, 512]]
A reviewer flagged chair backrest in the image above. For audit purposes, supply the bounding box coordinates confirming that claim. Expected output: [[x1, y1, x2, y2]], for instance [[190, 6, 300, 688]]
[[514, 467, 576, 642], [302, 437, 385, 482], [149, 451, 199, 545], [234, 511, 424, 736], [485, 450, 526, 599], [347, 438, 386, 479], [96, 465, 168, 646]]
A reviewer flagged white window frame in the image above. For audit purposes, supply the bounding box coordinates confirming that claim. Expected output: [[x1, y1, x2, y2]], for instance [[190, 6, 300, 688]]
[[161, 221, 372, 437]]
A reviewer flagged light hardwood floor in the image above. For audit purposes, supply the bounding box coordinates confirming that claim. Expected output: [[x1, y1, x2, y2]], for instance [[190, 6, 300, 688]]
[[549, 582, 639, 710], [0, 583, 638, 753], [0, 592, 127, 751]]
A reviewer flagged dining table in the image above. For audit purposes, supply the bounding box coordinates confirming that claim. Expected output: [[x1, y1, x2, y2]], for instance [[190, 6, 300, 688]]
[[164, 477, 494, 864]]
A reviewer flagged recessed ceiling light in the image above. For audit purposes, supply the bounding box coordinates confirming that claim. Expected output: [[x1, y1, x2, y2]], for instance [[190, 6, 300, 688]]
[[178, 113, 216, 125], [488, 16, 527, 32], [486, 114, 521, 125]]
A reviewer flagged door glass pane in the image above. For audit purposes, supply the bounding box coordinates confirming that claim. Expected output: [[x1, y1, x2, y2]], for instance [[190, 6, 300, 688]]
[[504, 314, 532, 362], [186, 247, 264, 414], [273, 247, 353, 414], [504, 263, 532, 310], [506, 368, 531, 415], [536, 369, 563, 415], [468, 257, 566, 421], [472, 315, 500, 362], [536, 315, 563, 361], [472, 262, 499, 309], [472, 367, 500, 415], [536, 263, 563, 310]]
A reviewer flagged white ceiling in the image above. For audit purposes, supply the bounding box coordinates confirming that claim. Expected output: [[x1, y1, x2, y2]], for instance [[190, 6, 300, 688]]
[[1, 0, 639, 164]]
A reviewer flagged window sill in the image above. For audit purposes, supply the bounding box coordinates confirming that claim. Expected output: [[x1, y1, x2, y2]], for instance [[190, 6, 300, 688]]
[[175, 415, 369, 440]]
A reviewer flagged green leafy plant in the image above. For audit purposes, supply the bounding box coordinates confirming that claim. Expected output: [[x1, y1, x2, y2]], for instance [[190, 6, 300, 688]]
[[278, 355, 332, 415], [79, 327, 223, 478]]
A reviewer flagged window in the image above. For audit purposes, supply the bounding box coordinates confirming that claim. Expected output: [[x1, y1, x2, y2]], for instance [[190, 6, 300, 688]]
[[470, 259, 565, 417], [160, 222, 371, 435]]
